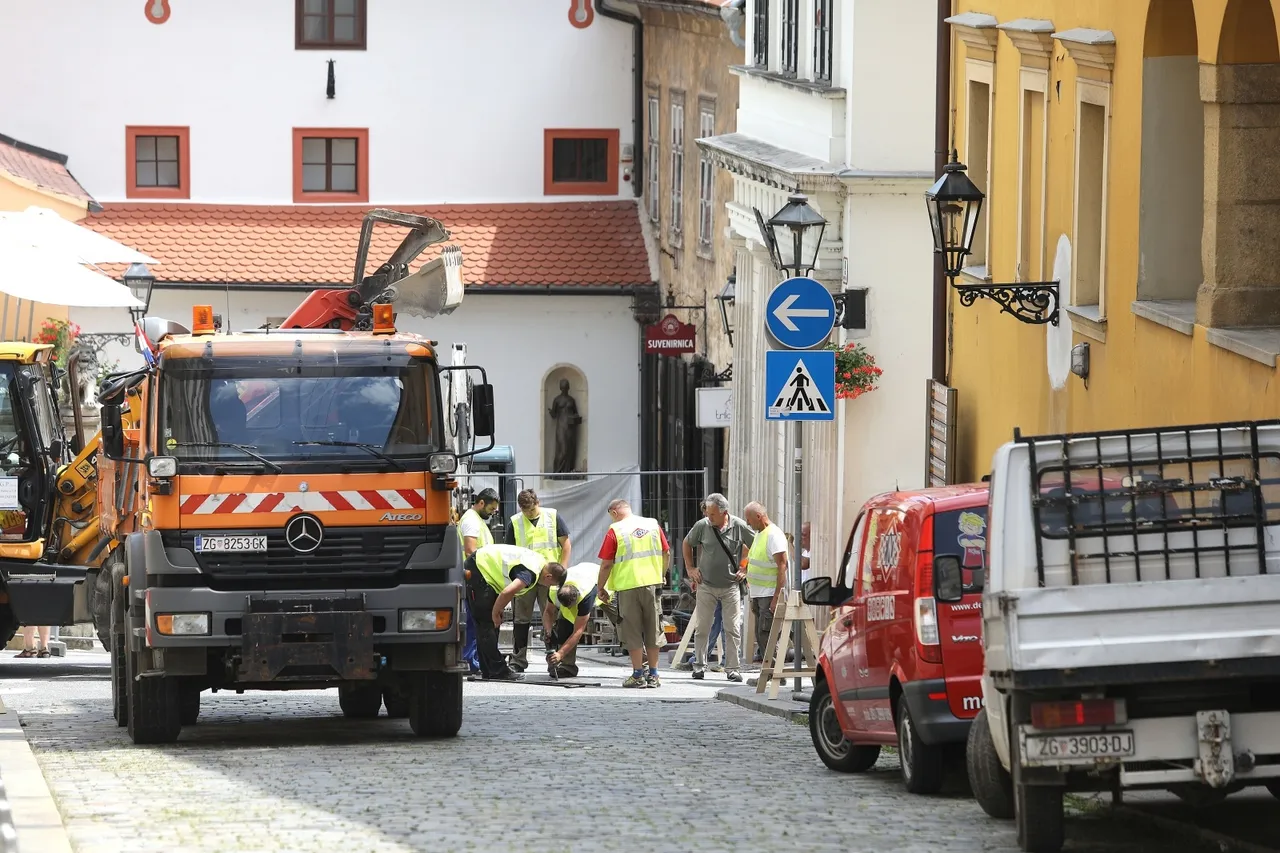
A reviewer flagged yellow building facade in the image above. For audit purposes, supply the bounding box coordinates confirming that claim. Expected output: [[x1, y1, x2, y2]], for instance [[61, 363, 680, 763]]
[[947, 0, 1280, 481]]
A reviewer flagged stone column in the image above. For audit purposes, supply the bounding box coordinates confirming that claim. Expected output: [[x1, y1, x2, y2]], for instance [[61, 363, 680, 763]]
[[1197, 62, 1280, 328]]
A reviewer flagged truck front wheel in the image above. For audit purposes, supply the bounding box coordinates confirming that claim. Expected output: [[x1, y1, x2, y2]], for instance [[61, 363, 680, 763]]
[[409, 671, 462, 738], [180, 687, 201, 726], [967, 708, 1014, 819], [338, 684, 383, 719], [109, 589, 128, 727], [125, 649, 182, 745], [383, 685, 410, 719]]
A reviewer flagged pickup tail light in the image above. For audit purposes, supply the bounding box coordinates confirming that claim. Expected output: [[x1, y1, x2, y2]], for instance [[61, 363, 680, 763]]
[[913, 515, 942, 664], [1031, 699, 1127, 730]]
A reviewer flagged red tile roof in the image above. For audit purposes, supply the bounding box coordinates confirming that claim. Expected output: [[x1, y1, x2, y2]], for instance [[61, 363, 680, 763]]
[[0, 133, 94, 203], [82, 202, 652, 288]]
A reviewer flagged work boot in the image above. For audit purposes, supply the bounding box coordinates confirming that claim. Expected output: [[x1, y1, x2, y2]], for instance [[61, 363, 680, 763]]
[[692, 667, 705, 680], [726, 670, 743, 683]]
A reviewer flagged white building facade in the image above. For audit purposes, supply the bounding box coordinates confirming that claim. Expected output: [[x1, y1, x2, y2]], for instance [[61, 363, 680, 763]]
[[0, 0, 655, 476], [699, 0, 939, 571]]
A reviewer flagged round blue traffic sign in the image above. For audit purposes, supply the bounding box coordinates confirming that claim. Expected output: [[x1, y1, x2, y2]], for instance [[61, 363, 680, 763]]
[[764, 277, 837, 350]]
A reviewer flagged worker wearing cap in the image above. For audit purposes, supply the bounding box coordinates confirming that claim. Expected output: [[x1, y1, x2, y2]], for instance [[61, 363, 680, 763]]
[[465, 543, 561, 681], [457, 488, 500, 675], [541, 562, 599, 678], [506, 489, 571, 672]]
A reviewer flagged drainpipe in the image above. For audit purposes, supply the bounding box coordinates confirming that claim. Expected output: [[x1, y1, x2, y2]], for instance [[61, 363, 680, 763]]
[[932, 0, 951, 382], [596, 0, 644, 198]]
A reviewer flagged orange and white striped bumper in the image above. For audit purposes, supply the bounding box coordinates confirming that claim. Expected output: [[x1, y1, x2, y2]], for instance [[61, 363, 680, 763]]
[[179, 489, 427, 515]]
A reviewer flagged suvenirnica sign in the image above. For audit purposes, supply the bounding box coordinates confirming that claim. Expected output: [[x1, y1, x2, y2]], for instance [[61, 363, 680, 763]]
[[644, 313, 696, 356]]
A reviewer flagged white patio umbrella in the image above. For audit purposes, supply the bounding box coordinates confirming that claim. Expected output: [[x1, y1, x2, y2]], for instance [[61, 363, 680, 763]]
[[0, 242, 142, 309], [0, 206, 157, 265]]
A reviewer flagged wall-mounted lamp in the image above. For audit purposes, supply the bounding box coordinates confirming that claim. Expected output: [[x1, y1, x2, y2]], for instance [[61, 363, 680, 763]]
[[715, 272, 736, 348], [326, 59, 336, 99], [1070, 341, 1090, 386]]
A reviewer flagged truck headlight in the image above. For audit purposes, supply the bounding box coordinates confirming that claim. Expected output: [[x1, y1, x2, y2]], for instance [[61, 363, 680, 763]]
[[400, 609, 453, 632], [148, 456, 177, 478], [428, 453, 457, 475], [155, 613, 210, 635]]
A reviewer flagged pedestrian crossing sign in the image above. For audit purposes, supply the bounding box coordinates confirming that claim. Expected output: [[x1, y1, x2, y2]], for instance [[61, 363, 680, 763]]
[[764, 350, 835, 421]]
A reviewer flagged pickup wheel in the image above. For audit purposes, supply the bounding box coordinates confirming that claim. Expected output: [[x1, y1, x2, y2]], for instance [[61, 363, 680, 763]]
[[967, 708, 1014, 819], [338, 684, 383, 719], [125, 648, 182, 745], [383, 685, 410, 719], [408, 671, 463, 738], [897, 701, 944, 794], [1012, 730, 1064, 853], [179, 687, 201, 726], [809, 680, 880, 772]]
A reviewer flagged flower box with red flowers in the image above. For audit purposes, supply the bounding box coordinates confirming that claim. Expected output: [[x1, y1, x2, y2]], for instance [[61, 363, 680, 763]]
[[828, 341, 882, 401]]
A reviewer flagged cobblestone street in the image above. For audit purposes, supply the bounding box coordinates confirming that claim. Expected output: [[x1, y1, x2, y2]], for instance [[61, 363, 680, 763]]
[[0, 650, 1242, 853]]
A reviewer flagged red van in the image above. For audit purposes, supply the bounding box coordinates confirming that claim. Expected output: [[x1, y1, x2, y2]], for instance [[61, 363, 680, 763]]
[[802, 485, 989, 794]]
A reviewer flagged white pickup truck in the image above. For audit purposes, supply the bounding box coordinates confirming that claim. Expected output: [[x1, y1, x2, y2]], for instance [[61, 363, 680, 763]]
[[964, 420, 1280, 853]]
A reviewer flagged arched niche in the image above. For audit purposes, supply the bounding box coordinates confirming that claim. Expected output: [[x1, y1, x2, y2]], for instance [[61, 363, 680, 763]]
[[542, 364, 587, 476]]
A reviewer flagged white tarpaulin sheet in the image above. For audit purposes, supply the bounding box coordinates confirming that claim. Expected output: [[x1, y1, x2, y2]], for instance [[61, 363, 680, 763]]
[[533, 467, 644, 562]]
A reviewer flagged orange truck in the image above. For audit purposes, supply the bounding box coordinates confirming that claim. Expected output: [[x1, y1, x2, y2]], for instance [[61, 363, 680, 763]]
[[94, 210, 494, 744]]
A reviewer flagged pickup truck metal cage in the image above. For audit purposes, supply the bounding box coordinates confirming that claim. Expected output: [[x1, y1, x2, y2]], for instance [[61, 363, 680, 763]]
[[1015, 420, 1280, 587]]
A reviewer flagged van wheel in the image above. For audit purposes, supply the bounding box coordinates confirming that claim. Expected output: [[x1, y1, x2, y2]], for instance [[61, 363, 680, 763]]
[[125, 649, 182, 745], [809, 680, 880, 772], [967, 708, 1014, 818], [897, 701, 944, 794], [338, 684, 383, 719], [1013, 729, 1064, 853], [409, 671, 462, 737]]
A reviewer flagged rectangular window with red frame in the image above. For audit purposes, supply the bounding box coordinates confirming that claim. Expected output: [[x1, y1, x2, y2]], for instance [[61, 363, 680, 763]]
[[292, 129, 368, 203], [126, 126, 190, 199], [544, 129, 619, 196]]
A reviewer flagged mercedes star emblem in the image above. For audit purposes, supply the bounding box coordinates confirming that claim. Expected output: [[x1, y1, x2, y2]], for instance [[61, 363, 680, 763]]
[[284, 514, 323, 554]]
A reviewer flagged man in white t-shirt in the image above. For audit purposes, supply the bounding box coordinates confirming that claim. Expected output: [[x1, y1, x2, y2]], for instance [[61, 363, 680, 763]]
[[457, 488, 500, 674], [800, 521, 812, 584]]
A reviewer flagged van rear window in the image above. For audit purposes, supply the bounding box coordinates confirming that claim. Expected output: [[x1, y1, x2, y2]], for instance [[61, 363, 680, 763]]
[[933, 507, 988, 593]]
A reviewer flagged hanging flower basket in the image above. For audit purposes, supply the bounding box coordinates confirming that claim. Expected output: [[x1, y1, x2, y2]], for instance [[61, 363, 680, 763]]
[[828, 341, 883, 401]]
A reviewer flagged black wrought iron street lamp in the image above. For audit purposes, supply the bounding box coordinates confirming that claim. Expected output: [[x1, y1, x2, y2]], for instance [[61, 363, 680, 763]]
[[122, 262, 155, 319], [715, 272, 736, 348], [754, 194, 860, 329], [925, 153, 1060, 326]]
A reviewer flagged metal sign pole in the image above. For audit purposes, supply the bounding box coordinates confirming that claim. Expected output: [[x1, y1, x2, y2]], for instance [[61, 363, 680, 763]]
[[792, 422, 804, 693]]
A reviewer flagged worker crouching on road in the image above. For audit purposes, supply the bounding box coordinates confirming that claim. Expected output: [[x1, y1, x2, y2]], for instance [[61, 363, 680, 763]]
[[465, 543, 562, 682], [542, 562, 599, 678], [597, 499, 671, 688]]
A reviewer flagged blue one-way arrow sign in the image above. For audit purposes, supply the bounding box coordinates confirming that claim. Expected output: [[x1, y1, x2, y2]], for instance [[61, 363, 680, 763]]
[[765, 350, 835, 421], [765, 276, 837, 350]]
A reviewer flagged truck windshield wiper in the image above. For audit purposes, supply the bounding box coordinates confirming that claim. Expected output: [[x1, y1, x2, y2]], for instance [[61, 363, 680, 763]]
[[174, 441, 282, 473], [292, 440, 404, 471]]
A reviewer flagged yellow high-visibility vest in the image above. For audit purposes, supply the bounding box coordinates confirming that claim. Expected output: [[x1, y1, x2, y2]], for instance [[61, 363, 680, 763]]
[[474, 544, 546, 596], [608, 516, 664, 591], [550, 563, 599, 624], [511, 507, 562, 563], [747, 524, 783, 593]]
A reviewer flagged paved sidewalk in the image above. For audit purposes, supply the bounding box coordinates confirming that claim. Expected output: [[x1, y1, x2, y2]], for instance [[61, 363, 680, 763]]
[[0, 694, 73, 853]]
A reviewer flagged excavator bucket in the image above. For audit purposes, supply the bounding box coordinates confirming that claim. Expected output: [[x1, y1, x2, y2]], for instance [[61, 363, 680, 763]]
[[388, 245, 465, 319]]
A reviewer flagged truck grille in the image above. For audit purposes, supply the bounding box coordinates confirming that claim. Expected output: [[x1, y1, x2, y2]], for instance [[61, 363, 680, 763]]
[[161, 526, 443, 589]]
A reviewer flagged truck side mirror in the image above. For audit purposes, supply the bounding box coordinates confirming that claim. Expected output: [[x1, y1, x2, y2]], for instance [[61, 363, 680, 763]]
[[933, 555, 964, 603], [472, 383, 495, 437], [801, 576, 852, 607], [100, 403, 124, 460]]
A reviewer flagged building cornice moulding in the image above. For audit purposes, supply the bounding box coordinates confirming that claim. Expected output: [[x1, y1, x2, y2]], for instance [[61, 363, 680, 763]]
[[946, 12, 999, 56], [697, 133, 845, 195], [998, 18, 1055, 60], [1054, 28, 1117, 73]]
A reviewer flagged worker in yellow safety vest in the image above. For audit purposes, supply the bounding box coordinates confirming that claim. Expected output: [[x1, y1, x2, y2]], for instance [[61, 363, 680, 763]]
[[597, 499, 671, 688], [541, 562, 600, 678], [506, 488, 572, 672], [742, 501, 790, 665], [465, 543, 562, 681], [456, 488, 500, 675]]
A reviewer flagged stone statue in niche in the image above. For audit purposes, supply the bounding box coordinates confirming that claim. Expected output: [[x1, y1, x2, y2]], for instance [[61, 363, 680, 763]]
[[549, 379, 582, 474]]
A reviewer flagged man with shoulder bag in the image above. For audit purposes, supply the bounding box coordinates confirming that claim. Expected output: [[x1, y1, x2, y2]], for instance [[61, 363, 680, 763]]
[[680, 493, 751, 682]]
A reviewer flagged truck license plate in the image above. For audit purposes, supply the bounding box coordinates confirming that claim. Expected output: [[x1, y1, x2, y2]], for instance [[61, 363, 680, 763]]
[[194, 535, 268, 553], [1023, 731, 1134, 765]]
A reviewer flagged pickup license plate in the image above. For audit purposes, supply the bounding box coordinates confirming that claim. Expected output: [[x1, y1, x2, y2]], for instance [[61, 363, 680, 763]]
[[194, 535, 268, 554], [1023, 731, 1134, 765]]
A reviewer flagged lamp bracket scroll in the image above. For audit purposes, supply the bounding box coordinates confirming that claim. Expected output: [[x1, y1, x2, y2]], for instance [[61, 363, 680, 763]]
[[952, 281, 1060, 326]]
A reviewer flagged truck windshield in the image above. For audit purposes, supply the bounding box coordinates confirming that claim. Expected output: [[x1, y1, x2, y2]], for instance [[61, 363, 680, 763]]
[[160, 359, 441, 471]]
